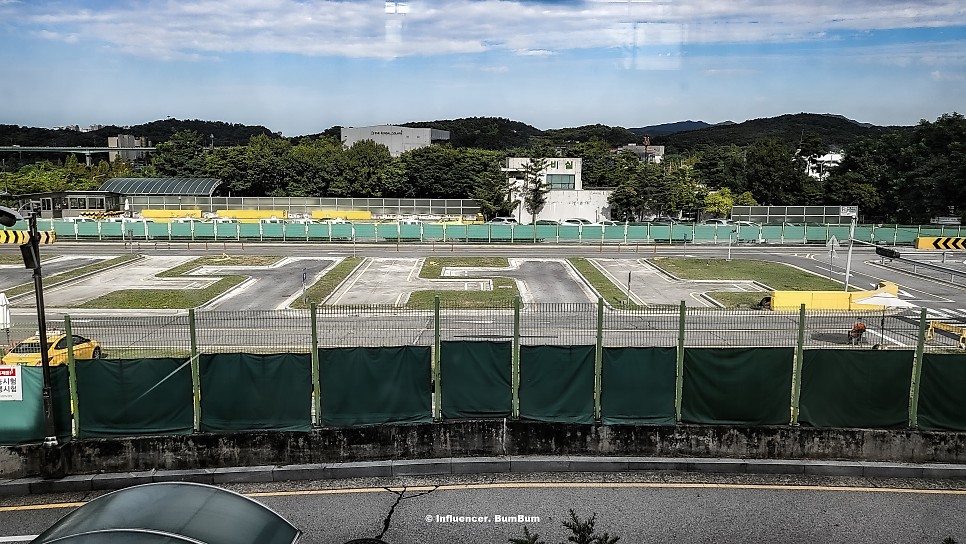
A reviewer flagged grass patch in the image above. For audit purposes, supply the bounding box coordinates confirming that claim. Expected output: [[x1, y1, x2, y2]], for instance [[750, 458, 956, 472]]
[[290, 257, 363, 309], [81, 276, 247, 309], [704, 292, 770, 308], [407, 277, 519, 309], [408, 256, 518, 308], [652, 257, 853, 291], [568, 258, 643, 309], [80, 254, 280, 309], [7, 254, 138, 296], [419, 257, 509, 279], [652, 257, 860, 309], [156, 254, 280, 277], [0, 254, 58, 265], [102, 347, 191, 359]]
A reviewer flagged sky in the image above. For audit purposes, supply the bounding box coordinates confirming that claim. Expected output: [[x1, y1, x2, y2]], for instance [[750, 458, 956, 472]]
[[0, 0, 964, 136]]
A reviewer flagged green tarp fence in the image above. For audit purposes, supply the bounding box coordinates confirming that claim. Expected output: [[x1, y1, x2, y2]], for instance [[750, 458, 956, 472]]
[[200, 353, 312, 432], [76, 358, 193, 438], [440, 341, 512, 419], [799, 349, 912, 429], [682, 347, 794, 425], [319, 346, 432, 427], [600, 347, 676, 425], [519, 345, 595, 424], [0, 366, 72, 445], [918, 353, 966, 431]]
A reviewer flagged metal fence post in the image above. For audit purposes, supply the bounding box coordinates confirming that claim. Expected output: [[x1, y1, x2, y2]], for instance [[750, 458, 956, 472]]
[[189, 308, 200, 432], [310, 303, 321, 427], [433, 295, 442, 421], [594, 297, 604, 421], [791, 304, 806, 425], [909, 308, 928, 428], [675, 300, 686, 423], [64, 315, 79, 439], [512, 295, 521, 419]]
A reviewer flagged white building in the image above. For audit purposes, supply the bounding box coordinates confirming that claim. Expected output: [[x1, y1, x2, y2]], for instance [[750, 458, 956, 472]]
[[617, 144, 665, 163], [340, 125, 450, 157], [503, 157, 612, 223], [108, 134, 150, 162], [805, 152, 843, 181]]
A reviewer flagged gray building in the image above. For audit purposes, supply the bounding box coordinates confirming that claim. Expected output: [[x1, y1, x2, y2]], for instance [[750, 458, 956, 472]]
[[340, 125, 450, 157]]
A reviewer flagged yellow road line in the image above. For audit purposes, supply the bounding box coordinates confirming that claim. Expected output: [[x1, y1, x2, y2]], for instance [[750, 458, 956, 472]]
[[5, 481, 966, 513]]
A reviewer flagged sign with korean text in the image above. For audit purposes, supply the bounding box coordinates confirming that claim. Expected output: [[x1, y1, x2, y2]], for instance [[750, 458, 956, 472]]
[[0, 366, 22, 401]]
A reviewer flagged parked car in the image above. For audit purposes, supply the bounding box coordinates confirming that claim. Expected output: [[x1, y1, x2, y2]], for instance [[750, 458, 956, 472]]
[[534, 219, 559, 225], [2, 331, 102, 366], [703, 218, 733, 225], [559, 218, 594, 226], [734, 220, 761, 227], [598, 220, 619, 226], [488, 217, 518, 224]]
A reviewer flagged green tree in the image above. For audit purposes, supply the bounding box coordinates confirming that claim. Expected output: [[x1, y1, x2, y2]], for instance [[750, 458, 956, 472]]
[[334, 140, 401, 197], [703, 187, 734, 217], [521, 156, 549, 222], [608, 181, 640, 221], [734, 191, 758, 206], [151, 130, 208, 176], [743, 138, 809, 205]]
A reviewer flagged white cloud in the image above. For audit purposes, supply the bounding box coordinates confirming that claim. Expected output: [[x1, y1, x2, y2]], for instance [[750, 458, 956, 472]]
[[7, 0, 966, 60]]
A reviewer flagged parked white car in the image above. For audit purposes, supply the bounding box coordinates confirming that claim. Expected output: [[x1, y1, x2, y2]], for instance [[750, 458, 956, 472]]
[[559, 218, 594, 226]]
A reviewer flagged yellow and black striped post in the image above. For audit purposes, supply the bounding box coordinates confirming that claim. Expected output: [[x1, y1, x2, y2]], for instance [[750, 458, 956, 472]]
[[915, 237, 966, 250], [0, 230, 56, 244]]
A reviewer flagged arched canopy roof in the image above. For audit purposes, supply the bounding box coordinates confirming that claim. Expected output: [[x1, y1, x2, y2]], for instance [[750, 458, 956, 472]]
[[33, 482, 301, 544], [99, 178, 221, 196]]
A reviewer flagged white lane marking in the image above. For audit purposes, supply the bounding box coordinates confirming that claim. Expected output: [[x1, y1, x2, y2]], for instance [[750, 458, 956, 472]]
[[0, 537, 38, 542]]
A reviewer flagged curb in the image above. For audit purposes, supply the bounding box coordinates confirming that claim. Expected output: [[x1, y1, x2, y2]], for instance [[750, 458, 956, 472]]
[[2, 456, 964, 497]]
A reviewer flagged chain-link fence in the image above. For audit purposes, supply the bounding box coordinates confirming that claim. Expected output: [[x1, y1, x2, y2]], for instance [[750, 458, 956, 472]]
[[3, 304, 955, 357]]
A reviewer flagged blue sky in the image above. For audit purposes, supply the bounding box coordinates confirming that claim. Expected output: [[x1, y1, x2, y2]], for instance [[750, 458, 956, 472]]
[[0, 0, 964, 136]]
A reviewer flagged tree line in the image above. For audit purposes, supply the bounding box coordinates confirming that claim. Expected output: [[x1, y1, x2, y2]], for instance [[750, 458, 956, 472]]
[[0, 113, 961, 224]]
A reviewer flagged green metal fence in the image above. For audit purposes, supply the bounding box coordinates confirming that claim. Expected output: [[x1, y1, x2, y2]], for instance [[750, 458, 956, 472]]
[[8, 304, 966, 444], [25, 219, 959, 245]]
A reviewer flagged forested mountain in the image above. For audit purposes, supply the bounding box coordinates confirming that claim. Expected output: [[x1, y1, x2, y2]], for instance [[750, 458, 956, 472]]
[[538, 124, 640, 147], [653, 113, 907, 153], [402, 117, 540, 150], [629, 120, 713, 136], [0, 119, 275, 149]]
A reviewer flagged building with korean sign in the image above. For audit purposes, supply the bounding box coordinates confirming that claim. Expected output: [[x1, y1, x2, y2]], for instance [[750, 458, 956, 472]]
[[503, 158, 613, 223]]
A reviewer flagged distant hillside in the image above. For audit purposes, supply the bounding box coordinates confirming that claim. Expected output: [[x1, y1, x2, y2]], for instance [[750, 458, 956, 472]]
[[630, 120, 713, 136], [0, 119, 276, 149], [653, 113, 907, 152], [539, 124, 640, 147], [402, 117, 541, 150]]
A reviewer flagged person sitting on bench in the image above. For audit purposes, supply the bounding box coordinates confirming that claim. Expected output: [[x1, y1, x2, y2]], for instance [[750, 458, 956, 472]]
[[849, 319, 867, 344]]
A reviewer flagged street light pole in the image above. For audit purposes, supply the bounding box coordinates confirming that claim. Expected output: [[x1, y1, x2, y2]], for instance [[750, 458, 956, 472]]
[[26, 212, 57, 446], [843, 217, 856, 292]]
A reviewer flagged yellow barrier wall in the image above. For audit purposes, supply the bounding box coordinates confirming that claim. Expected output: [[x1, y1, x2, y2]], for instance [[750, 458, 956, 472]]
[[770, 281, 899, 311], [140, 209, 202, 222], [216, 210, 288, 223], [311, 210, 372, 221]]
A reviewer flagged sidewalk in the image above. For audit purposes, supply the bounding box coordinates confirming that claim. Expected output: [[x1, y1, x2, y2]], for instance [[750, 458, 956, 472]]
[[3, 456, 965, 496]]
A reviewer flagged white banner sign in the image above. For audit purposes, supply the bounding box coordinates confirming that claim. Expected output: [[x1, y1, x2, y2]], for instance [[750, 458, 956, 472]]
[[0, 366, 22, 401]]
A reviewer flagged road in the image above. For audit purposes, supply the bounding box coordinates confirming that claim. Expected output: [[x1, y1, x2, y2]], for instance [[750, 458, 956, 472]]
[[2, 472, 965, 543], [2, 242, 966, 351]]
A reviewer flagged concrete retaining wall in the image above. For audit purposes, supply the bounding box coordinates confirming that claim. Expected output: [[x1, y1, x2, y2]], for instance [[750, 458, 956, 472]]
[[3, 422, 966, 479]]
